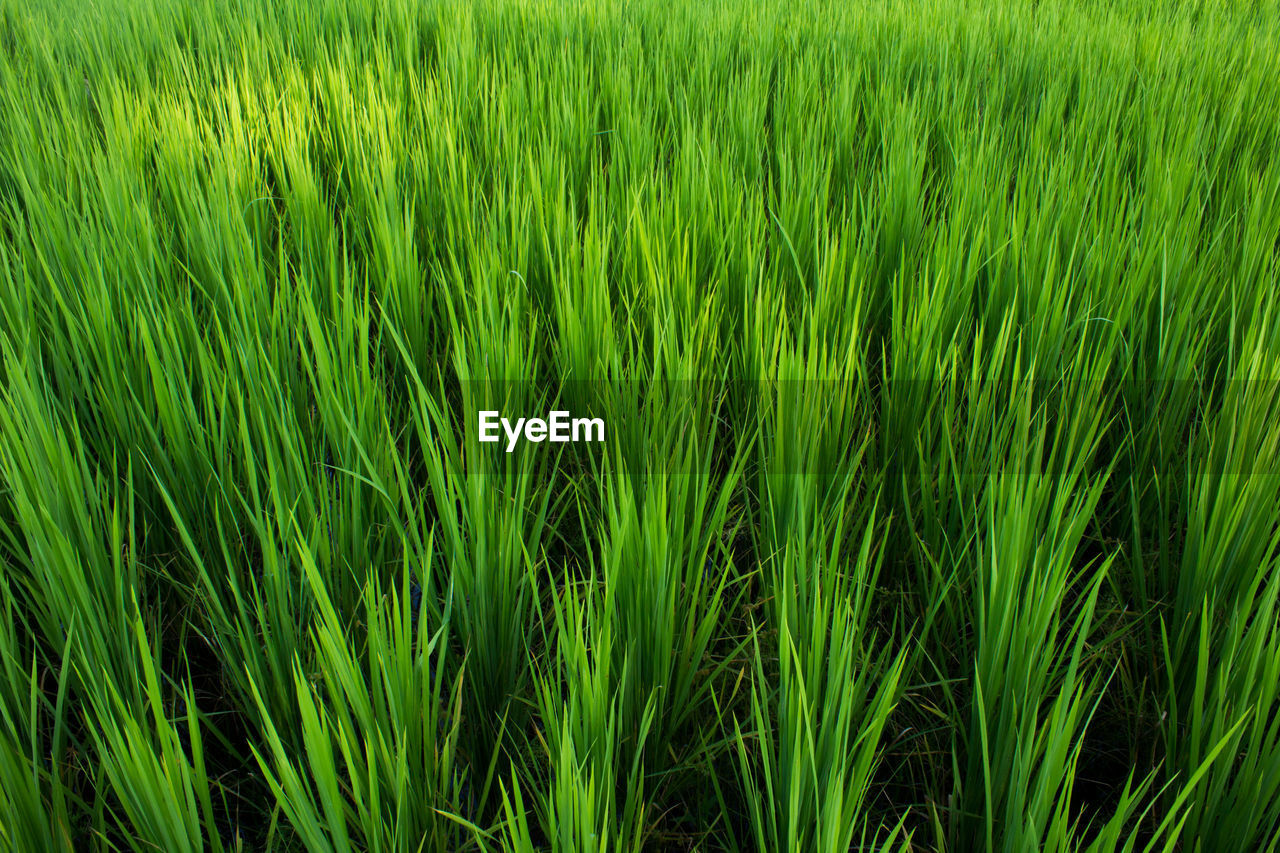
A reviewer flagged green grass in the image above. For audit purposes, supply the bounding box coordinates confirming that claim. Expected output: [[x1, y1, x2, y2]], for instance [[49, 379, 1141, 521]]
[[0, 0, 1279, 849]]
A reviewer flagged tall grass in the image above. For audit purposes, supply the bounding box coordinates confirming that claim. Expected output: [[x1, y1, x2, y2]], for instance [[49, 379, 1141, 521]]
[[0, 0, 1279, 849]]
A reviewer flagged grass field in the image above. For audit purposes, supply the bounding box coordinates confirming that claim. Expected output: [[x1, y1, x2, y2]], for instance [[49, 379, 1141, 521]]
[[1, 0, 1280, 849]]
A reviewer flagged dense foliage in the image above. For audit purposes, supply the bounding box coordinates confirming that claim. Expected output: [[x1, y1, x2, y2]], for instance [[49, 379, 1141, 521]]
[[1, 0, 1279, 849]]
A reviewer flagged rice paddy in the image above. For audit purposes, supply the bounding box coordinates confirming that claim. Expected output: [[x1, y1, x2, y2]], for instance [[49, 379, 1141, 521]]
[[1, 0, 1279, 849]]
